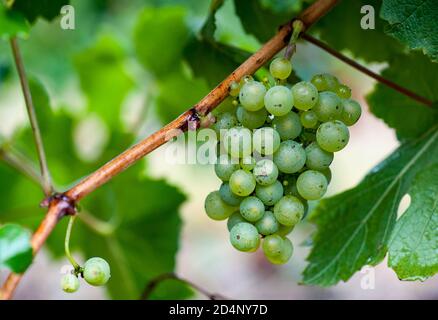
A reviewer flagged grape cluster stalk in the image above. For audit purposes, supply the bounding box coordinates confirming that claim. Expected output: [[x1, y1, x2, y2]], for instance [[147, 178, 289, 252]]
[[205, 58, 361, 264]]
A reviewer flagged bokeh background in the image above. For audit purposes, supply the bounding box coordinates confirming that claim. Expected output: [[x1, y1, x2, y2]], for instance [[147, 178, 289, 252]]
[[1, 0, 437, 299]]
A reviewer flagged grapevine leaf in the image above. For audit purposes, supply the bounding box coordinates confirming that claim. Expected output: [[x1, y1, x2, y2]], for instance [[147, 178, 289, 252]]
[[0, 3, 29, 39], [381, 0, 438, 62], [10, 0, 69, 23], [133, 6, 190, 76], [0, 223, 32, 273], [312, 0, 403, 62], [303, 126, 438, 286], [366, 52, 438, 141], [388, 165, 438, 280], [73, 35, 134, 127]]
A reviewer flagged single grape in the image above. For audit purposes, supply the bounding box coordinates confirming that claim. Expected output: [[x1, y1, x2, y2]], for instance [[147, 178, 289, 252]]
[[296, 170, 328, 200], [310, 74, 326, 91], [230, 222, 260, 252], [313, 91, 342, 122], [223, 126, 252, 158], [269, 57, 292, 80], [265, 237, 293, 264], [236, 106, 267, 129], [273, 140, 306, 174], [239, 75, 254, 86], [336, 84, 351, 99], [320, 167, 332, 184], [341, 99, 361, 126], [253, 127, 281, 155], [316, 120, 350, 152], [253, 159, 279, 185], [240, 196, 265, 222], [262, 234, 284, 257], [214, 155, 240, 181], [264, 86, 293, 116], [255, 211, 279, 236], [83, 257, 111, 286], [205, 191, 236, 220], [256, 180, 284, 206], [213, 112, 237, 137], [276, 224, 294, 237], [272, 112, 302, 140], [219, 183, 244, 206], [311, 74, 338, 91], [240, 155, 256, 171], [305, 142, 334, 170], [273, 195, 304, 227], [282, 176, 303, 200], [300, 110, 318, 129], [239, 81, 266, 111], [227, 212, 247, 231], [229, 169, 256, 196], [61, 273, 79, 293], [291, 81, 318, 110], [229, 81, 241, 97]]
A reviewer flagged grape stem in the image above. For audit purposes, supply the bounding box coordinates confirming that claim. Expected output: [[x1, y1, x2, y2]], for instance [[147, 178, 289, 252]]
[[301, 33, 434, 108], [140, 272, 227, 300], [284, 20, 304, 60], [0, 0, 340, 299], [64, 216, 81, 272]]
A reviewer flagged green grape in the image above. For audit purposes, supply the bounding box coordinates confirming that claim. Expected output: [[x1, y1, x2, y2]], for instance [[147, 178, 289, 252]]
[[273, 140, 306, 174], [229, 169, 256, 196], [240, 155, 256, 171], [255, 180, 284, 206], [253, 159, 279, 185], [262, 234, 284, 257], [265, 237, 293, 264], [276, 224, 294, 237], [273, 195, 304, 227], [61, 273, 79, 293], [236, 106, 267, 129], [282, 176, 303, 200], [205, 191, 236, 220], [291, 81, 318, 110], [214, 155, 240, 181], [219, 183, 244, 206], [264, 85, 293, 116], [83, 257, 111, 286], [239, 81, 266, 111], [313, 91, 342, 122], [229, 81, 241, 97], [336, 84, 351, 99], [230, 222, 260, 252], [296, 170, 328, 200], [341, 99, 361, 126], [227, 212, 246, 231], [311, 73, 339, 92], [316, 120, 350, 152], [255, 211, 279, 236], [253, 127, 281, 155], [269, 57, 292, 80], [212, 112, 237, 137], [240, 196, 265, 222], [272, 112, 302, 140], [223, 126, 252, 158], [310, 74, 326, 91], [305, 142, 334, 170], [300, 110, 318, 129], [239, 75, 254, 86], [320, 167, 332, 184]]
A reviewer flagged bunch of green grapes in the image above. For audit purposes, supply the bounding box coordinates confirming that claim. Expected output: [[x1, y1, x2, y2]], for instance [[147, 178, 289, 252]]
[[205, 57, 361, 264]]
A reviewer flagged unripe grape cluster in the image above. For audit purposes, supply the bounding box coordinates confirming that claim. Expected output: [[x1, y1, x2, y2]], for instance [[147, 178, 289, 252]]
[[205, 56, 361, 264]]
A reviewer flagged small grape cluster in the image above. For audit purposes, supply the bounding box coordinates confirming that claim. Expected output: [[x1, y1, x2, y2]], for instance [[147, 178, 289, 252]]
[[61, 257, 111, 293], [205, 57, 361, 264]]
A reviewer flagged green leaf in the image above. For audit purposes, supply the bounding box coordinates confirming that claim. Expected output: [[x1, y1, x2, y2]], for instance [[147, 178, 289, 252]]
[[388, 165, 438, 280], [133, 6, 190, 75], [313, 0, 403, 62], [0, 223, 32, 273], [11, 0, 69, 23], [0, 3, 29, 39], [366, 52, 438, 140], [73, 35, 134, 127], [381, 0, 438, 62], [303, 126, 438, 286]]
